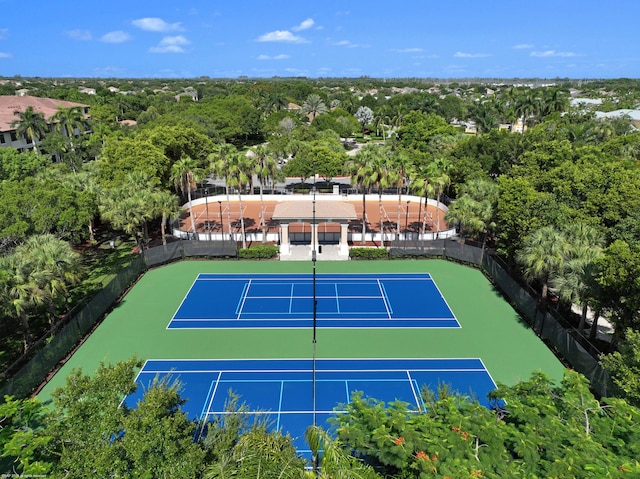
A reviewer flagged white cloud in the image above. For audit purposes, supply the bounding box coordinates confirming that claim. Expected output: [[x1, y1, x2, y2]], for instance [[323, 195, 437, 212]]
[[149, 35, 190, 53], [389, 47, 423, 53], [513, 44, 534, 49], [132, 17, 183, 32], [101, 31, 131, 43], [257, 30, 308, 43], [0, 51, 12, 58], [66, 29, 92, 41], [531, 50, 576, 57], [0, 28, 8, 40], [292, 18, 314, 31], [454, 52, 491, 58], [257, 54, 290, 60], [332, 40, 368, 48]]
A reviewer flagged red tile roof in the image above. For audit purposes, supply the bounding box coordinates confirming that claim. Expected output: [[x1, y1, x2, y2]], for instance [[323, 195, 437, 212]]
[[0, 95, 89, 132]]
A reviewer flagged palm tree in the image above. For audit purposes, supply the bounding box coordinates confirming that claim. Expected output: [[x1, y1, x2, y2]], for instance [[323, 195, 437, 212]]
[[390, 152, 414, 241], [0, 255, 44, 352], [171, 156, 204, 236], [15, 234, 83, 331], [251, 145, 283, 243], [367, 145, 393, 243], [152, 190, 182, 246], [51, 106, 89, 172], [209, 143, 239, 243], [551, 223, 604, 331], [302, 94, 328, 121], [449, 178, 498, 248], [305, 425, 380, 479], [52, 106, 88, 142], [346, 145, 376, 243], [99, 173, 158, 251], [11, 106, 48, 155], [410, 165, 436, 236], [445, 195, 487, 239], [427, 158, 451, 237], [224, 152, 254, 249], [517, 225, 568, 301]]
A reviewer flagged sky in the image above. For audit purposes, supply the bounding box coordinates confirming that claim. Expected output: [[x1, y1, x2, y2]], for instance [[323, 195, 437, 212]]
[[0, 0, 638, 79]]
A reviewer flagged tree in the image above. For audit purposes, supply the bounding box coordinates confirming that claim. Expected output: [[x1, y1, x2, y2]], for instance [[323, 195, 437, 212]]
[[368, 146, 394, 242], [334, 371, 640, 477], [346, 146, 376, 243], [51, 106, 89, 172], [152, 190, 182, 246], [409, 164, 436, 235], [209, 143, 240, 244], [600, 328, 640, 406], [120, 377, 206, 478], [45, 359, 206, 478], [305, 425, 381, 479], [302, 93, 328, 121], [99, 173, 158, 251], [354, 106, 374, 136], [0, 254, 44, 352], [446, 178, 498, 248], [13, 234, 83, 331], [0, 149, 49, 182], [0, 396, 53, 475], [11, 106, 48, 155], [517, 225, 568, 301], [171, 156, 205, 236], [592, 240, 640, 337], [224, 152, 254, 249], [202, 394, 306, 478], [97, 136, 169, 188], [251, 145, 283, 242], [390, 151, 414, 241], [426, 157, 452, 237], [550, 223, 604, 331]]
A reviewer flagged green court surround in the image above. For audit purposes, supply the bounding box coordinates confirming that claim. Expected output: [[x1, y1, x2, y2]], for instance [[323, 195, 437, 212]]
[[38, 259, 565, 403]]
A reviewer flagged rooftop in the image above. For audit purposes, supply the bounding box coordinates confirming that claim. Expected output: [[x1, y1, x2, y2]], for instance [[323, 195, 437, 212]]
[[0, 95, 89, 132]]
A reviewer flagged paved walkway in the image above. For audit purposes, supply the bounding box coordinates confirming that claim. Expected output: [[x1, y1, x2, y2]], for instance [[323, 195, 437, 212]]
[[281, 244, 346, 261]]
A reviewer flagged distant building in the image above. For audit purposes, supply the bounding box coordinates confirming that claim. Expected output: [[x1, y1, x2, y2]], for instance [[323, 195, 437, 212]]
[[595, 109, 640, 129], [0, 95, 90, 153]]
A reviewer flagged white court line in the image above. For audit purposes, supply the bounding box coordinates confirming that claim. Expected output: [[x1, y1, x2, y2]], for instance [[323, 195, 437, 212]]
[[376, 279, 393, 319], [406, 370, 423, 411], [166, 276, 202, 330], [235, 279, 252, 320]]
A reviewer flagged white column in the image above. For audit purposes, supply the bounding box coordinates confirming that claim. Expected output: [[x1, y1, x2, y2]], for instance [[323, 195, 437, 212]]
[[280, 223, 290, 255], [311, 223, 319, 256], [339, 222, 349, 256]]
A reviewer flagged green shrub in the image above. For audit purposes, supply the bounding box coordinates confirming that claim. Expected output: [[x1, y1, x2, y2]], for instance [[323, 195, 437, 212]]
[[238, 244, 279, 259], [349, 247, 388, 260]]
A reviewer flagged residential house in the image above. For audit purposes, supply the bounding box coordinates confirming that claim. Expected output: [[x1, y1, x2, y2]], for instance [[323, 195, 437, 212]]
[[0, 95, 90, 154]]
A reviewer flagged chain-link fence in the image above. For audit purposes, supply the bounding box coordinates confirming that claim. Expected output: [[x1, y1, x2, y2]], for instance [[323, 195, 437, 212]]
[[390, 239, 610, 397], [0, 255, 145, 398], [2, 239, 610, 399], [481, 252, 610, 397], [144, 240, 238, 267]]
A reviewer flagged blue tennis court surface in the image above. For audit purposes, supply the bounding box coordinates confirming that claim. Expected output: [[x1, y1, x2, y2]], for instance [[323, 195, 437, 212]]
[[124, 358, 497, 457], [169, 273, 459, 329]]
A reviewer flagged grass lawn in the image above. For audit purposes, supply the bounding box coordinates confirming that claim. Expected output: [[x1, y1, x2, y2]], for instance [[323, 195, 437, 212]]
[[38, 259, 565, 404]]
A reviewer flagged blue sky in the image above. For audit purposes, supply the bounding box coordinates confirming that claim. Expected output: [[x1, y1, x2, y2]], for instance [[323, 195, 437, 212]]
[[0, 0, 638, 79]]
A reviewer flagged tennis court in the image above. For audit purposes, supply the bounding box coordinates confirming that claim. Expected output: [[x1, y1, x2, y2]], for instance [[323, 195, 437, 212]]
[[124, 357, 497, 456], [40, 259, 565, 460], [169, 273, 459, 329]]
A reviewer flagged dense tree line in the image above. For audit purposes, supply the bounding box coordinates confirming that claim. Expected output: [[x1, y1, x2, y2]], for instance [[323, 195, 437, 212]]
[[2, 360, 639, 477]]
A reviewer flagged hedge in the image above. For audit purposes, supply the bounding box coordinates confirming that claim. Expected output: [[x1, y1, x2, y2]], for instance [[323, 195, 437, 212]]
[[349, 247, 388, 260], [238, 244, 279, 259]]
